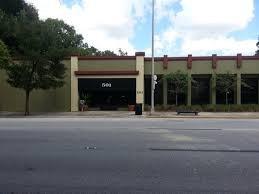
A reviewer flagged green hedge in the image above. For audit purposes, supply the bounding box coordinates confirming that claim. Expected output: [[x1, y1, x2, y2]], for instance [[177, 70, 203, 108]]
[[144, 104, 259, 112]]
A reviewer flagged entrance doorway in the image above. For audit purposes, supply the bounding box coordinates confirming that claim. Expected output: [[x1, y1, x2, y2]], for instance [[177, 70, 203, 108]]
[[78, 78, 136, 110]]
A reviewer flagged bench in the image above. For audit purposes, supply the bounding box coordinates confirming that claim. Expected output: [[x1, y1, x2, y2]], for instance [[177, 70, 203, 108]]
[[177, 110, 199, 115]]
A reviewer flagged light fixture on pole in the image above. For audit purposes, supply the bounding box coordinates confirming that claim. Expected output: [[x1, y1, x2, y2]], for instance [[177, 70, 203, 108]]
[[151, 0, 155, 114]]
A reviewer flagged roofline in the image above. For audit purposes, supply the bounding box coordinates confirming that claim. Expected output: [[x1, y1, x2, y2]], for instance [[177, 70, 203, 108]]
[[15, 54, 259, 61], [70, 54, 259, 61], [144, 55, 259, 61]]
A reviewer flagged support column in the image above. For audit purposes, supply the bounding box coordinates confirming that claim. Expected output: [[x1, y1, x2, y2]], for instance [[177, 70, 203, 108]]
[[135, 52, 145, 110], [187, 71, 192, 106], [71, 56, 78, 112], [237, 73, 241, 105], [211, 73, 216, 105], [163, 77, 168, 107]]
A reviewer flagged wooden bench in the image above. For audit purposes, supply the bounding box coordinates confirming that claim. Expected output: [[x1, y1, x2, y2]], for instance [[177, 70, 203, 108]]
[[177, 110, 199, 115]]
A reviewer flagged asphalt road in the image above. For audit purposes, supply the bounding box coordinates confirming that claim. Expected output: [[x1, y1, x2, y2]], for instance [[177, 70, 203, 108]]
[[1, 118, 259, 193]]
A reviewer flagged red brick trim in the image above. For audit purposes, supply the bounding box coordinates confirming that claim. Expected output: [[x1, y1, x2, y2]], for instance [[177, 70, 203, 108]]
[[212, 54, 217, 69], [217, 56, 236, 60], [16, 55, 259, 62], [144, 55, 259, 62], [187, 54, 192, 69], [237, 54, 242, 69], [189, 57, 211, 61], [135, 52, 145, 56], [242, 56, 259, 60], [77, 56, 136, 60], [75, 71, 139, 76], [163, 55, 168, 69], [145, 57, 188, 61]]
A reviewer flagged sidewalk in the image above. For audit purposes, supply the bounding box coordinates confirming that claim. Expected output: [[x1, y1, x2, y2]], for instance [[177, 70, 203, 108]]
[[148, 112, 259, 119], [2, 111, 259, 119]]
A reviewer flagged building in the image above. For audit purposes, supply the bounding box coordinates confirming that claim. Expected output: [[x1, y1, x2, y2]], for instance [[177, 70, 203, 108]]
[[1, 52, 259, 112]]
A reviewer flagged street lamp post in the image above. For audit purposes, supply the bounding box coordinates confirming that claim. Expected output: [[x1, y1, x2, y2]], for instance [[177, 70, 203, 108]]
[[151, 0, 155, 114]]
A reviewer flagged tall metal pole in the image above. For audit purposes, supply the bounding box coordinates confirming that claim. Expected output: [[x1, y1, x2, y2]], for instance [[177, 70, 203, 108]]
[[151, 0, 155, 114]]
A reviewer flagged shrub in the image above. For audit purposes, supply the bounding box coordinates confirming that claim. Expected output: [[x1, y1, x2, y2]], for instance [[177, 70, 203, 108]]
[[150, 104, 259, 112]]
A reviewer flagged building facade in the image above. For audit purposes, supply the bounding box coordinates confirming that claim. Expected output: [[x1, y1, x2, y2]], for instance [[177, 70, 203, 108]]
[[1, 52, 259, 112]]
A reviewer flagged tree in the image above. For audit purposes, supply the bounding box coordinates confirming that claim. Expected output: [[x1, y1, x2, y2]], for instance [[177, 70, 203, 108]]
[[118, 48, 128, 56], [1, 14, 84, 115], [0, 1, 38, 56], [1, 1, 117, 57], [164, 70, 191, 106], [215, 72, 251, 105], [0, 0, 26, 16], [215, 73, 236, 105], [100, 50, 117, 56], [256, 38, 259, 56], [69, 43, 120, 57], [0, 40, 10, 68]]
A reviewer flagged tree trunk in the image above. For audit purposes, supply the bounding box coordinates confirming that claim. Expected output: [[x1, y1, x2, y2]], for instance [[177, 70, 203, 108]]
[[25, 90, 30, 116], [175, 93, 178, 106]]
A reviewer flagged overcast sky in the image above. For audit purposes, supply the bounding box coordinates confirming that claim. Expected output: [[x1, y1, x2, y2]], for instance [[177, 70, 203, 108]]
[[26, 0, 258, 56]]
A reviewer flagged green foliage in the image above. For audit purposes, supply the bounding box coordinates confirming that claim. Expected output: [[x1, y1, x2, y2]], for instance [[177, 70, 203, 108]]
[[100, 50, 117, 56], [0, 1, 39, 56], [75, 46, 124, 57], [118, 48, 128, 56], [3, 15, 84, 90], [0, 10, 19, 55], [1, 14, 85, 115], [0, 0, 26, 16], [256, 38, 259, 56], [0, 0, 117, 57], [214, 72, 252, 104], [0, 40, 10, 68], [215, 73, 236, 94], [164, 70, 189, 95], [164, 70, 194, 106]]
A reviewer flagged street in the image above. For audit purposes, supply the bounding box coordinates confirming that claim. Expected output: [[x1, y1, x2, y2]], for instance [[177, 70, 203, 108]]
[[1, 118, 259, 193]]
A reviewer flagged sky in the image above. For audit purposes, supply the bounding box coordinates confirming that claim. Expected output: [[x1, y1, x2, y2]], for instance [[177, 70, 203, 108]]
[[25, 0, 259, 56]]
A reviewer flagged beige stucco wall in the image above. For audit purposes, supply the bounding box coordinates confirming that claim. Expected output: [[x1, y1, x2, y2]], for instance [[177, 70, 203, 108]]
[[144, 61, 188, 75], [239, 60, 259, 74], [78, 60, 136, 71], [192, 61, 212, 74], [144, 59, 259, 75], [0, 60, 71, 112]]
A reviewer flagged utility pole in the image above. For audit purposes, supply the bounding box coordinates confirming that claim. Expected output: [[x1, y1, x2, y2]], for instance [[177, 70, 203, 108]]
[[151, 0, 155, 114]]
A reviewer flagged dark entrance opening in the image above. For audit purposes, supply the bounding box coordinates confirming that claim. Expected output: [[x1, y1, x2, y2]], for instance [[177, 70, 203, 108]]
[[78, 78, 136, 110], [241, 76, 258, 104], [192, 75, 211, 105]]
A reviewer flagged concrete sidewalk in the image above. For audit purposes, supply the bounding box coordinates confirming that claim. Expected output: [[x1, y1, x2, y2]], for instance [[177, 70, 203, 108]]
[[2, 111, 259, 119], [148, 111, 259, 119]]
